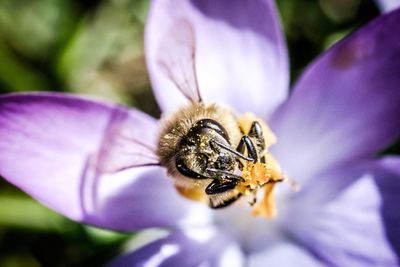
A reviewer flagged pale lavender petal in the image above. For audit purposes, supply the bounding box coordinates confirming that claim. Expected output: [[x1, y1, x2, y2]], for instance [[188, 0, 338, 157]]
[[109, 228, 245, 267], [248, 242, 323, 267], [146, 0, 289, 118], [376, 0, 400, 12], [84, 166, 211, 231], [271, 9, 400, 181], [0, 93, 210, 231], [287, 172, 398, 266]]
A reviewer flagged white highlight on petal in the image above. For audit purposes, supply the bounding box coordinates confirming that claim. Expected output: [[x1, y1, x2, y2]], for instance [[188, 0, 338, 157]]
[[184, 226, 217, 243], [218, 243, 245, 267], [213, 198, 285, 252], [144, 244, 180, 267], [178, 201, 213, 227], [123, 229, 169, 253]]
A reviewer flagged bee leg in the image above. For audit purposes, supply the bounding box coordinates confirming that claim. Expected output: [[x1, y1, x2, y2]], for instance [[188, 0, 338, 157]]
[[205, 179, 238, 195], [209, 193, 242, 209], [248, 121, 266, 163], [236, 136, 258, 162], [249, 193, 257, 206], [248, 121, 265, 149]]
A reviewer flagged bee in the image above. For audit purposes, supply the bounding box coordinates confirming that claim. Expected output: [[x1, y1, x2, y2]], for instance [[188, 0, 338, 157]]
[[158, 104, 283, 212], [154, 19, 284, 214]]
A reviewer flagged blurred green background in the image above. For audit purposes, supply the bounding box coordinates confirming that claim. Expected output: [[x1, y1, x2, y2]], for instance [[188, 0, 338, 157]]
[[0, 0, 382, 266]]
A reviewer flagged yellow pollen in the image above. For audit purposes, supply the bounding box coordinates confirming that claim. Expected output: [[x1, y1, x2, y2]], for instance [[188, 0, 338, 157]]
[[237, 113, 283, 219]]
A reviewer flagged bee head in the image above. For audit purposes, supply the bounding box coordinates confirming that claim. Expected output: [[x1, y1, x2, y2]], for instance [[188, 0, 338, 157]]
[[176, 119, 237, 179]]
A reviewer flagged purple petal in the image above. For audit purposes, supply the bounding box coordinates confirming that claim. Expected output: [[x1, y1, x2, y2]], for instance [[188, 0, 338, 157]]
[[271, 9, 400, 181], [146, 0, 289, 118], [379, 156, 400, 173], [374, 156, 400, 258], [0, 93, 210, 231], [287, 172, 398, 266], [249, 242, 323, 267], [109, 228, 244, 267], [376, 0, 400, 12]]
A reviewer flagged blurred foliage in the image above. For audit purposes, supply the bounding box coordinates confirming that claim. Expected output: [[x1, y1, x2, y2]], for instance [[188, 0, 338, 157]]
[[277, 0, 379, 81], [0, 0, 74, 92], [0, 180, 131, 267], [0, 0, 390, 266], [58, 0, 150, 105]]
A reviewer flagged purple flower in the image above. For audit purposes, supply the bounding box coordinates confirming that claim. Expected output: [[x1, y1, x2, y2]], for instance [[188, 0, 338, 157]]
[[1, 0, 400, 266]]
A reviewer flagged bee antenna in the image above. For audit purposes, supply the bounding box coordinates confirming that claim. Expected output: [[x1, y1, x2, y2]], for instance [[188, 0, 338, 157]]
[[210, 140, 255, 163]]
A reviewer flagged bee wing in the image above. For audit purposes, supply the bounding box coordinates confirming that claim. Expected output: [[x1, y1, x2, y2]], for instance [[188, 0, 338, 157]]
[[157, 18, 202, 103], [94, 111, 160, 174]]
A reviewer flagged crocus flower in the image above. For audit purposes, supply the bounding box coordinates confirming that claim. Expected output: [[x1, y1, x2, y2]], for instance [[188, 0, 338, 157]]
[[1, 0, 400, 266]]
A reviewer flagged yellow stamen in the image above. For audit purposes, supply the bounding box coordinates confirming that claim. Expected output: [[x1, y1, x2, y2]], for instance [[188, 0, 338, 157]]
[[238, 113, 283, 219], [252, 183, 277, 218]]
